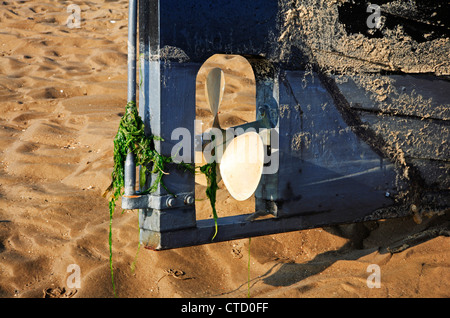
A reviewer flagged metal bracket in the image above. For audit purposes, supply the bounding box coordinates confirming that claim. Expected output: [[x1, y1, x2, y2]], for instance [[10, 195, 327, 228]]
[[122, 192, 195, 210]]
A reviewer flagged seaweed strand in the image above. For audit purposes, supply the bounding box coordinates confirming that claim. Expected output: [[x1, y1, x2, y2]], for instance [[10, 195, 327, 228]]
[[104, 101, 219, 296]]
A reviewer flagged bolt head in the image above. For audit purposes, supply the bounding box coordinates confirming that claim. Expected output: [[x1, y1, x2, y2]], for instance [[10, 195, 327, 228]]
[[166, 197, 176, 208], [184, 195, 194, 205]]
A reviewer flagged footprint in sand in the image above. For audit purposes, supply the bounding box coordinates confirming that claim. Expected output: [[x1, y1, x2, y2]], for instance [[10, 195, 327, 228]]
[[43, 287, 77, 298]]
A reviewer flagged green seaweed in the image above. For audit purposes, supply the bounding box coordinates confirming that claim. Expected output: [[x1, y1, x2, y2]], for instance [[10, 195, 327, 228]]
[[200, 162, 219, 241], [248, 237, 252, 298], [104, 101, 219, 296]]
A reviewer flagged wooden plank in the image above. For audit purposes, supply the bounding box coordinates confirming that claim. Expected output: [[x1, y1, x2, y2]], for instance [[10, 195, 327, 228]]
[[256, 70, 398, 218], [359, 112, 449, 162], [334, 74, 450, 121], [328, 73, 449, 192]]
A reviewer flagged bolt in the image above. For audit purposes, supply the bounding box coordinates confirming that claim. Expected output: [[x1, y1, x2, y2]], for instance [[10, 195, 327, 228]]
[[184, 195, 194, 205], [258, 106, 266, 117], [166, 197, 176, 208]]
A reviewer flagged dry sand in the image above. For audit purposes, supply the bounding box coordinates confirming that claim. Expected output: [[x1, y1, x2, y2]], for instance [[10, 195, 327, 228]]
[[0, 0, 449, 299]]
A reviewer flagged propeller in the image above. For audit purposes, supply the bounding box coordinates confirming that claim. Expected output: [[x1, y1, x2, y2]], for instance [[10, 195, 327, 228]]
[[219, 131, 264, 201], [206, 67, 225, 130], [197, 67, 264, 201]]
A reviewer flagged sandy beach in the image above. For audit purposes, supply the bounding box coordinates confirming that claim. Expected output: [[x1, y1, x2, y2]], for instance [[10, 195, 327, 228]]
[[0, 0, 449, 298]]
